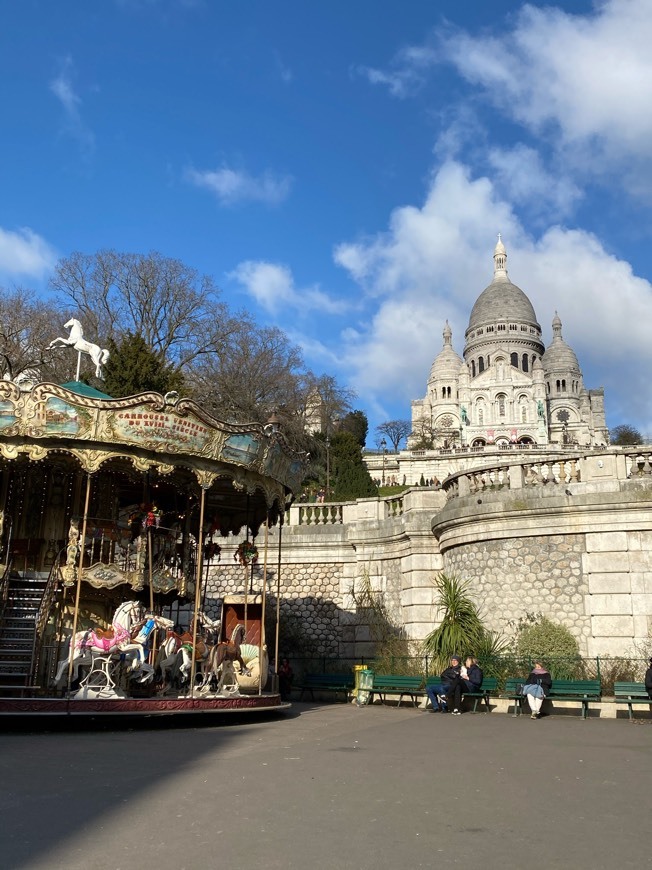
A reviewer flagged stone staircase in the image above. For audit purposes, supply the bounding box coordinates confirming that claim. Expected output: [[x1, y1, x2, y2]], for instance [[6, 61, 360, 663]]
[[0, 571, 48, 694]]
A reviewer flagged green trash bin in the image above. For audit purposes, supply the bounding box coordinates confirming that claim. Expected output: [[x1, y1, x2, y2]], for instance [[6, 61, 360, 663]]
[[356, 668, 374, 706]]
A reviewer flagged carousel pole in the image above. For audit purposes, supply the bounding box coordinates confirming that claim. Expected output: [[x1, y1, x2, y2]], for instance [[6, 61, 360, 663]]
[[66, 472, 92, 695], [274, 514, 283, 682], [258, 514, 269, 696], [189, 486, 207, 696], [75, 350, 82, 382]]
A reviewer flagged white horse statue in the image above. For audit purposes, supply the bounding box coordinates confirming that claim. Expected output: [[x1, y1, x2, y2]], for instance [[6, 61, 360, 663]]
[[54, 600, 173, 691], [156, 612, 221, 694], [48, 318, 110, 378]]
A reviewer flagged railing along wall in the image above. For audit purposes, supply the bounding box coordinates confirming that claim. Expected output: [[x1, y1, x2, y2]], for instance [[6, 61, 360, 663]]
[[442, 446, 652, 501], [30, 553, 65, 685]]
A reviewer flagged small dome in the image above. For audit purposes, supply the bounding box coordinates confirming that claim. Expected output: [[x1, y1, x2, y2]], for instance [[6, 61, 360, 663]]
[[542, 312, 580, 374], [429, 321, 463, 381]]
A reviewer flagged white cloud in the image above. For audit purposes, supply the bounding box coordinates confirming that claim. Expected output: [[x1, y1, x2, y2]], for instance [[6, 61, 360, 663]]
[[486, 144, 582, 217], [355, 40, 437, 98], [0, 226, 57, 279], [49, 57, 94, 154], [185, 165, 292, 206], [442, 0, 652, 172], [229, 260, 351, 316], [333, 160, 652, 431]]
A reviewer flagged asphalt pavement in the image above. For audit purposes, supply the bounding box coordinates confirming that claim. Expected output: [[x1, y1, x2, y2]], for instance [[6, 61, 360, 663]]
[[0, 703, 650, 869]]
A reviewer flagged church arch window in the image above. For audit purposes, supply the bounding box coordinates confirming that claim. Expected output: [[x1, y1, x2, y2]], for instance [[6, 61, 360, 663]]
[[510, 352, 518, 368], [522, 354, 529, 372], [442, 387, 446, 398], [487, 326, 494, 332], [472, 438, 486, 447], [556, 380, 561, 393], [546, 381, 550, 393], [562, 379, 566, 391], [477, 328, 484, 335], [509, 323, 517, 331], [478, 357, 485, 373], [521, 325, 528, 332], [498, 324, 506, 332], [471, 360, 476, 377], [497, 393, 506, 417]]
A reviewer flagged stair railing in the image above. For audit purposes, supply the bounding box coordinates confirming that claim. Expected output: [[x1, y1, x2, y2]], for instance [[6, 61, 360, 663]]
[[0, 555, 12, 622], [29, 549, 66, 689]]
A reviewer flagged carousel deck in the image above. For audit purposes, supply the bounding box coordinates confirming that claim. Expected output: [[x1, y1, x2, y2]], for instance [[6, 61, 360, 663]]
[[0, 692, 289, 718]]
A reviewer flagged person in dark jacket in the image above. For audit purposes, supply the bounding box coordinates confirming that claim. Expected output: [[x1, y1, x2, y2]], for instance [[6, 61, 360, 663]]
[[522, 661, 552, 719], [461, 657, 483, 693], [645, 658, 652, 700], [440, 655, 463, 714]]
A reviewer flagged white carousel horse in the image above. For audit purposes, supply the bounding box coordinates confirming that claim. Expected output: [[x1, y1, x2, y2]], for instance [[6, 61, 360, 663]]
[[48, 318, 110, 378], [156, 612, 221, 692], [54, 600, 173, 687]]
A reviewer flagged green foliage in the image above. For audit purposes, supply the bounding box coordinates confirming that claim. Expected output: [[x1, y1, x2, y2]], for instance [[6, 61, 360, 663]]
[[103, 332, 184, 397], [331, 431, 378, 500], [350, 569, 412, 669], [339, 410, 368, 447], [609, 424, 643, 445], [511, 612, 581, 679], [422, 574, 504, 673]]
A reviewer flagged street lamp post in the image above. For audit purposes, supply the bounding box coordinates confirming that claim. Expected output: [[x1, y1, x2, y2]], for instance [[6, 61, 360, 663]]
[[325, 436, 331, 500], [380, 437, 387, 485]]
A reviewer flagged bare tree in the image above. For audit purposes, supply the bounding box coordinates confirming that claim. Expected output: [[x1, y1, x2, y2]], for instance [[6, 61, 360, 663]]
[[375, 419, 411, 451], [50, 249, 228, 368], [0, 288, 68, 381]]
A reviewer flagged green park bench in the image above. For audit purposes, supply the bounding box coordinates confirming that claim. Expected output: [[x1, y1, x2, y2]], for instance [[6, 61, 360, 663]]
[[368, 674, 423, 707], [424, 675, 498, 713], [298, 673, 355, 703], [503, 677, 601, 719], [613, 682, 651, 720]]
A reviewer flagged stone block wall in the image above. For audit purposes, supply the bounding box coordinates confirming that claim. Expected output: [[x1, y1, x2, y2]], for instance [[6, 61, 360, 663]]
[[583, 531, 652, 656], [444, 534, 591, 651]]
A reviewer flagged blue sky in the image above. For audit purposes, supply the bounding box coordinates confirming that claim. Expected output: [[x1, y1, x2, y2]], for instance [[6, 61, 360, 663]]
[[2, 0, 652, 442]]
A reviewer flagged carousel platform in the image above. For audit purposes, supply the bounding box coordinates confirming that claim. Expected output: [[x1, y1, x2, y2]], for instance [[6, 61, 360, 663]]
[[0, 693, 290, 719]]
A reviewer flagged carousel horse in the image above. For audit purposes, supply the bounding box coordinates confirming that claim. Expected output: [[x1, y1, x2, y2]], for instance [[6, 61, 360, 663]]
[[54, 600, 173, 687], [48, 318, 110, 378], [156, 612, 221, 692], [200, 623, 250, 695]]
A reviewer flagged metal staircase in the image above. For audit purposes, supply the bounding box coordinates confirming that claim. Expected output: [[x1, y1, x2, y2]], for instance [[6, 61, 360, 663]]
[[0, 568, 48, 694]]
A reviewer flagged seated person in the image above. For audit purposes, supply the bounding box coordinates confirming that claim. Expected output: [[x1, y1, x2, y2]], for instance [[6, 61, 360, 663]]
[[425, 679, 447, 712], [522, 661, 552, 719], [460, 656, 483, 693], [440, 655, 463, 715]]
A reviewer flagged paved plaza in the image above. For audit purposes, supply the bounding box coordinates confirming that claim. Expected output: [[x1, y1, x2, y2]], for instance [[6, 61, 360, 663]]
[[0, 703, 650, 869]]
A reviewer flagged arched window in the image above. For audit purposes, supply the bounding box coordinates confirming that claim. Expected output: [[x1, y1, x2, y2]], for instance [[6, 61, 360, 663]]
[[521, 406, 527, 422], [497, 394, 506, 417], [562, 379, 566, 391], [478, 409, 484, 424], [442, 387, 446, 398], [510, 352, 518, 368], [447, 386, 451, 398], [556, 380, 561, 393], [478, 357, 485, 373], [522, 353, 529, 372], [471, 360, 476, 377]]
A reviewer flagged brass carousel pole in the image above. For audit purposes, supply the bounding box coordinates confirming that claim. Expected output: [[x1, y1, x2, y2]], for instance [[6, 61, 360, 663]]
[[189, 486, 207, 696], [66, 472, 92, 695], [274, 514, 283, 682], [258, 513, 269, 696]]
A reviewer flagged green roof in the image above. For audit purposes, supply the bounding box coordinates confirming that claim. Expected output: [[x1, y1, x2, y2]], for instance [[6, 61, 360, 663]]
[[60, 381, 113, 400]]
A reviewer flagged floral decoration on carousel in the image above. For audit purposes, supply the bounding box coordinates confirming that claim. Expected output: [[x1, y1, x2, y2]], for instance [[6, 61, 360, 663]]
[[234, 541, 258, 565]]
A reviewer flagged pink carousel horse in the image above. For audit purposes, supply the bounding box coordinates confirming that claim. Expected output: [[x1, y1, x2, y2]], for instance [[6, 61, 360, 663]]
[[54, 600, 173, 687]]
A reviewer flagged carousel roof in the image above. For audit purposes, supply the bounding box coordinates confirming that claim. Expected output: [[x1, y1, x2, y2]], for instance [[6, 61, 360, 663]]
[[60, 380, 113, 399]]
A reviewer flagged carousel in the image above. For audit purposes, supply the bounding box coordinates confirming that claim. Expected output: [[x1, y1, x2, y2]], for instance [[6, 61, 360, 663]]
[[0, 326, 305, 719]]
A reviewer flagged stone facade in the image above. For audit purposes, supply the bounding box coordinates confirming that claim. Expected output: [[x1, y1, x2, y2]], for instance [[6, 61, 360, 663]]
[[444, 534, 591, 643], [203, 448, 652, 661], [408, 238, 608, 452]]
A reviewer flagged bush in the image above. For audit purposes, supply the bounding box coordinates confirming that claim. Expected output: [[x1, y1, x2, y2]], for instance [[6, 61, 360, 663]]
[[512, 613, 581, 679]]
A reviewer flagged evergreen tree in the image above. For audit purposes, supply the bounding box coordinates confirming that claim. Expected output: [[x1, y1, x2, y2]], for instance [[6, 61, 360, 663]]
[[331, 431, 378, 500], [339, 410, 368, 446], [103, 332, 185, 397]]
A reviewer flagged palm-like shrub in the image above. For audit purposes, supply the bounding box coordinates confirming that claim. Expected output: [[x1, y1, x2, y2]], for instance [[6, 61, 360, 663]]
[[422, 574, 503, 673]]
